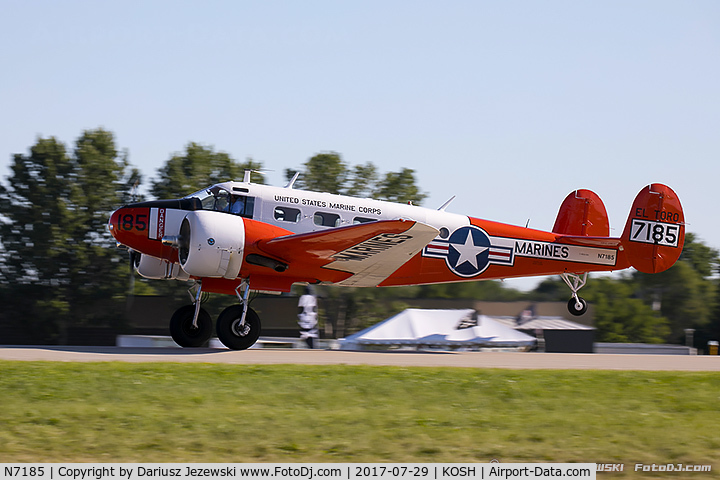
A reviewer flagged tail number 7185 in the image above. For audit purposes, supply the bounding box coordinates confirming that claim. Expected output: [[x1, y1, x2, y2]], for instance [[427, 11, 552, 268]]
[[630, 219, 680, 247]]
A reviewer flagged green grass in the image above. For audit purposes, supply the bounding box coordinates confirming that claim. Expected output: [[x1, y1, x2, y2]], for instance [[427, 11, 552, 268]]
[[0, 361, 717, 471]]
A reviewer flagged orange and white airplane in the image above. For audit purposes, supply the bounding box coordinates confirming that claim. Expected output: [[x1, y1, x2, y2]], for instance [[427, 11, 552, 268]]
[[108, 172, 685, 350]]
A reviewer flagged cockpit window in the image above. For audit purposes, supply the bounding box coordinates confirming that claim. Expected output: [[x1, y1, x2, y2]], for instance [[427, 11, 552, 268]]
[[185, 187, 221, 210], [215, 189, 231, 212], [184, 187, 254, 218], [230, 195, 254, 217]]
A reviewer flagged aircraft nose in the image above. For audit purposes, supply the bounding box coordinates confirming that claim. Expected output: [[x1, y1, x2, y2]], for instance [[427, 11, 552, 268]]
[[108, 208, 122, 241], [107, 205, 152, 249], [107, 205, 166, 259]]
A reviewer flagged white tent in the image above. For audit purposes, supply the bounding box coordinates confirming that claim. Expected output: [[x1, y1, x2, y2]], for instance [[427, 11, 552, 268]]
[[339, 308, 535, 350]]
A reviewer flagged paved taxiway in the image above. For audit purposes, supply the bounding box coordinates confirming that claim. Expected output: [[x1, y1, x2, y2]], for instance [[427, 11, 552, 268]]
[[0, 346, 718, 371]]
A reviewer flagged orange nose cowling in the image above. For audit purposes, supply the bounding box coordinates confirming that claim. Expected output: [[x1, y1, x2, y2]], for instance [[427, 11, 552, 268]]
[[108, 209, 121, 241], [108, 206, 163, 258]]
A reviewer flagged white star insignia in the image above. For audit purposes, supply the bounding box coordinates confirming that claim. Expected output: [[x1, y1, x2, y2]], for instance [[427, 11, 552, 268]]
[[451, 230, 488, 269]]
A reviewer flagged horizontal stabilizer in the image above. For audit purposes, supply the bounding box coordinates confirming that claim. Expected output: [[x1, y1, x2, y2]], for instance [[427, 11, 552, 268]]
[[557, 235, 621, 248]]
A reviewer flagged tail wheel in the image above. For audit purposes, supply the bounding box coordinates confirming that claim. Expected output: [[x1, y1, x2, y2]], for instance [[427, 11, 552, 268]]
[[567, 297, 588, 316], [169, 305, 213, 347], [216, 305, 261, 350], [562, 272, 589, 316]]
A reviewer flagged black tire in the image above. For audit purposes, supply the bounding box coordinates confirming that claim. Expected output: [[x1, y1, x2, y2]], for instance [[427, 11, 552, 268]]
[[216, 305, 261, 350], [169, 305, 213, 347], [567, 297, 588, 316]]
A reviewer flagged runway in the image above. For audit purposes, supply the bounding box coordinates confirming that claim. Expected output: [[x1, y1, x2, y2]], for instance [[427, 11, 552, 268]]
[[0, 346, 718, 371]]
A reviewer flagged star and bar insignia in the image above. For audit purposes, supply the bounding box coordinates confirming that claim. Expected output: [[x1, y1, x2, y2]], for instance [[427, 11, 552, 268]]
[[422, 225, 514, 277]]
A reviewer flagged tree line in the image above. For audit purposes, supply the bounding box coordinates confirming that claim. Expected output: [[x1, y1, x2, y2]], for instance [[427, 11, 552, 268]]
[[1, 128, 718, 348]]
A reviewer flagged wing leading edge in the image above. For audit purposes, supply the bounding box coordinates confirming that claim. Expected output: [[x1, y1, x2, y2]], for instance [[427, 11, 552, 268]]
[[257, 219, 439, 287]]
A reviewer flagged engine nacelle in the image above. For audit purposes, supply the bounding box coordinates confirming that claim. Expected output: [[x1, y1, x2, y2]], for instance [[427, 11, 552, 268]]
[[178, 210, 245, 279], [136, 254, 190, 281]]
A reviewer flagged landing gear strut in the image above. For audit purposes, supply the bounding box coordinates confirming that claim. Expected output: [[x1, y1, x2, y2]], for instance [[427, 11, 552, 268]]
[[216, 281, 261, 350], [561, 272, 588, 316], [169, 283, 213, 347], [169, 280, 262, 350]]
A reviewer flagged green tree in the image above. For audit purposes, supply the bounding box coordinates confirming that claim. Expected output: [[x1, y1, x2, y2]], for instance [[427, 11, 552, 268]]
[[529, 274, 671, 343], [75, 130, 142, 232], [634, 262, 712, 344], [375, 167, 427, 205], [0, 129, 138, 343], [529, 276, 571, 302], [412, 281, 523, 301], [678, 233, 718, 278], [633, 234, 718, 344], [586, 278, 670, 343], [707, 280, 720, 348], [314, 286, 411, 338], [346, 162, 379, 198], [151, 143, 264, 199], [529, 234, 719, 345], [286, 153, 427, 205], [298, 152, 347, 194]]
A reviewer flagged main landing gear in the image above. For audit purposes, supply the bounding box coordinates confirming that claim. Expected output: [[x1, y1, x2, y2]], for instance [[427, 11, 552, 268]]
[[561, 272, 588, 316], [169, 280, 261, 350]]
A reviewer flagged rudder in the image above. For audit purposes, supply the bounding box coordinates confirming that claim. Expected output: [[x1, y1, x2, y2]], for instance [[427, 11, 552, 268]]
[[552, 189, 610, 236], [621, 184, 685, 274]]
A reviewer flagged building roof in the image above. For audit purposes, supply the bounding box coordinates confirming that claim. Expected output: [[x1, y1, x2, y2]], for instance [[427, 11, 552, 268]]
[[494, 316, 595, 331]]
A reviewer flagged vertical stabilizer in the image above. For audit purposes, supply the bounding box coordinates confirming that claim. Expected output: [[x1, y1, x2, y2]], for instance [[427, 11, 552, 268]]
[[552, 189, 610, 237], [621, 184, 685, 274]]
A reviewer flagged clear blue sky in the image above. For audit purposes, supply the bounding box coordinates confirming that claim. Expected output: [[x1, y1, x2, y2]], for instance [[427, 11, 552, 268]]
[[2, 1, 718, 289]]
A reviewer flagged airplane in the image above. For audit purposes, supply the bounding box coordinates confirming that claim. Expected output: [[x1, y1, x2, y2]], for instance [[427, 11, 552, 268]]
[[108, 172, 685, 350]]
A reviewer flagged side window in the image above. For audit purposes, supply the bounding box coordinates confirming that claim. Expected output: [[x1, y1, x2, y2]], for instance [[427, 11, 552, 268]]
[[274, 206, 301, 223], [353, 217, 375, 224], [230, 195, 255, 218], [314, 212, 341, 227], [244, 196, 255, 218]]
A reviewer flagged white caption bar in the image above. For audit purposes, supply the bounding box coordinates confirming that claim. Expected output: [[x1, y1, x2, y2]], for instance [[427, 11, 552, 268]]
[[0, 464, 596, 480]]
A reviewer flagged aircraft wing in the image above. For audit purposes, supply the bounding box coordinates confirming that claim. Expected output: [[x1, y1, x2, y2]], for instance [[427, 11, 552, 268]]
[[257, 220, 439, 287]]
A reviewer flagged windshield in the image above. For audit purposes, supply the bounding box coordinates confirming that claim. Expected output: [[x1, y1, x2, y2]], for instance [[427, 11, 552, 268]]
[[184, 186, 229, 211], [184, 186, 254, 218]]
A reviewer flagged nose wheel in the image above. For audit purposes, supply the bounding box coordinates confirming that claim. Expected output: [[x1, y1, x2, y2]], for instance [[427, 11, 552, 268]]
[[561, 272, 589, 317]]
